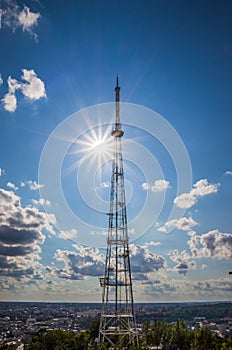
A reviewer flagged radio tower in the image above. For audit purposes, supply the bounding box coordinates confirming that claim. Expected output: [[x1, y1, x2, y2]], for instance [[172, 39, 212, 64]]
[[98, 77, 138, 348]]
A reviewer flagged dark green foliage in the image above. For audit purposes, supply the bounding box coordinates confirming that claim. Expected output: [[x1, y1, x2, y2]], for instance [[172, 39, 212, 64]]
[[23, 318, 232, 350], [25, 329, 78, 350], [89, 318, 100, 341], [141, 320, 232, 350], [0, 345, 16, 350]]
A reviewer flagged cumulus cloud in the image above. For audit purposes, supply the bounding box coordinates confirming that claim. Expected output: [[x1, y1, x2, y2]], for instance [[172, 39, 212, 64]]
[[225, 170, 232, 176], [27, 180, 44, 191], [141, 182, 150, 190], [0, 168, 5, 177], [32, 198, 51, 207], [21, 69, 46, 100], [142, 179, 170, 192], [1, 76, 21, 111], [59, 228, 78, 240], [47, 245, 105, 280], [0, 225, 45, 246], [130, 243, 167, 280], [138, 278, 176, 296], [0, 188, 56, 279], [7, 181, 18, 191], [0, 74, 3, 85], [152, 180, 170, 192], [192, 278, 232, 294], [174, 179, 219, 209], [0, 1, 40, 40], [188, 230, 232, 260], [1, 69, 46, 112], [169, 249, 197, 275], [2, 92, 17, 112], [137, 276, 232, 300], [7, 76, 21, 93], [158, 216, 198, 234], [46, 241, 167, 282]]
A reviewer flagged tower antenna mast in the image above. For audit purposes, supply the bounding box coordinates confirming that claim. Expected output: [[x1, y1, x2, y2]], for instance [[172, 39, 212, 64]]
[[98, 77, 138, 348]]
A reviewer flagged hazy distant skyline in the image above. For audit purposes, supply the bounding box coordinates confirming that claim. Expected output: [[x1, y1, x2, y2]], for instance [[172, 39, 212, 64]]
[[0, 0, 231, 302]]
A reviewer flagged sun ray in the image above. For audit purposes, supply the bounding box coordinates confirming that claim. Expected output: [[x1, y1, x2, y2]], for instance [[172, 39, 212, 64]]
[[64, 123, 114, 180]]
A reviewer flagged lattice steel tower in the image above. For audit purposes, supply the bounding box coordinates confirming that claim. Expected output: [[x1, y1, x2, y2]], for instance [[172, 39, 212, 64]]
[[98, 77, 138, 348]]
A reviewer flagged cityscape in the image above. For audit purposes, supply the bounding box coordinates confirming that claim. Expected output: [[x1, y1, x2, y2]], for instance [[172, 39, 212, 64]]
[[0, 302, 232, 348]]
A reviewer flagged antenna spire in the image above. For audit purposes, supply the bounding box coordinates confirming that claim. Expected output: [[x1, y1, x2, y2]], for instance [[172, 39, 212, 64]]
[[116, 73, 119, 88], [112, 75, 124, 138]]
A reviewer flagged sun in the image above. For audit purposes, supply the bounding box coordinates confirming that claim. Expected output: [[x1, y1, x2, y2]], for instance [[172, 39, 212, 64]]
[[91, 138, 109, 154], [70, 124, 114, 165]]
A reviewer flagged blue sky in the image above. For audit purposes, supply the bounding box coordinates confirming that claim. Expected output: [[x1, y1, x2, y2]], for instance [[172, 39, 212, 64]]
[[0, 0, 231, 302]]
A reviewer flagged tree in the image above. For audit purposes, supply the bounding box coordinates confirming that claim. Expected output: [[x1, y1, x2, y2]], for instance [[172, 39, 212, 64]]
[[26, 329, 78, 350], [169, 320, 191, 350], [76, 330, 90, 350], [190, 327, 216, 350], [89, 318, 100, 342], [24, 319, 232, 350]]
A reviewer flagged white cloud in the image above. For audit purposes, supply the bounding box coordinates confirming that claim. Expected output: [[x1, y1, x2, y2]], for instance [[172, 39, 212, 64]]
[[0, 187, 56, 279], [0, 9, 2, 29], [90, 230, 108, 237], [1, 70, 46, 112], [225, 170, 232, 176], [27, 180, 44, 191], [192, 277, 232, 294], [0, 188, 55, 236], [3, 76, 21, 112], [20, 181, 25, 187], [136, 276, 232, 301], [141, 182, 150, 190], [32, 198, 51, 207], [142, 179, 170, 192], [152, 179, 170, 192], [59, 228, 78, 240], [46, 245, 105, 280], [0, 1, 40, 40], [90, 228, 136, 237], [2, 92, 17, 112], [46, 241, 167, 282], [6, 181, 18, 191], [174, 192, 197, 209], [169, 249, 197, 275], [21, 69, 46, 100], [18, 6, 40, 32], [174, 179, 219, 209], [7, 76, 21, 93], [130, 244, 167, 280], [191, 179, 219, 196], [146, 241, 161, 247], [158, 216, 198, 233], [0, 75, 3, 85], [0, 168, 5, 177], [188, 230, 232, 260], [99, 182, 110, 189]]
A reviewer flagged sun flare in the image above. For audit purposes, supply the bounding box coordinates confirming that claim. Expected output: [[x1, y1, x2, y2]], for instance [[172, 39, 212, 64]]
[[67, 123, 114, 171]]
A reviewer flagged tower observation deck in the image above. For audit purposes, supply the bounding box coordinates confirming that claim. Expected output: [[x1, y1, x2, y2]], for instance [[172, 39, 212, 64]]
[[98, 77, 139, 348]]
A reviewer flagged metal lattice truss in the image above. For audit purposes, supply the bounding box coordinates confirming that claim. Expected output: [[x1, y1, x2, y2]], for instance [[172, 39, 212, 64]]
[[98, 78, 138, 348]]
